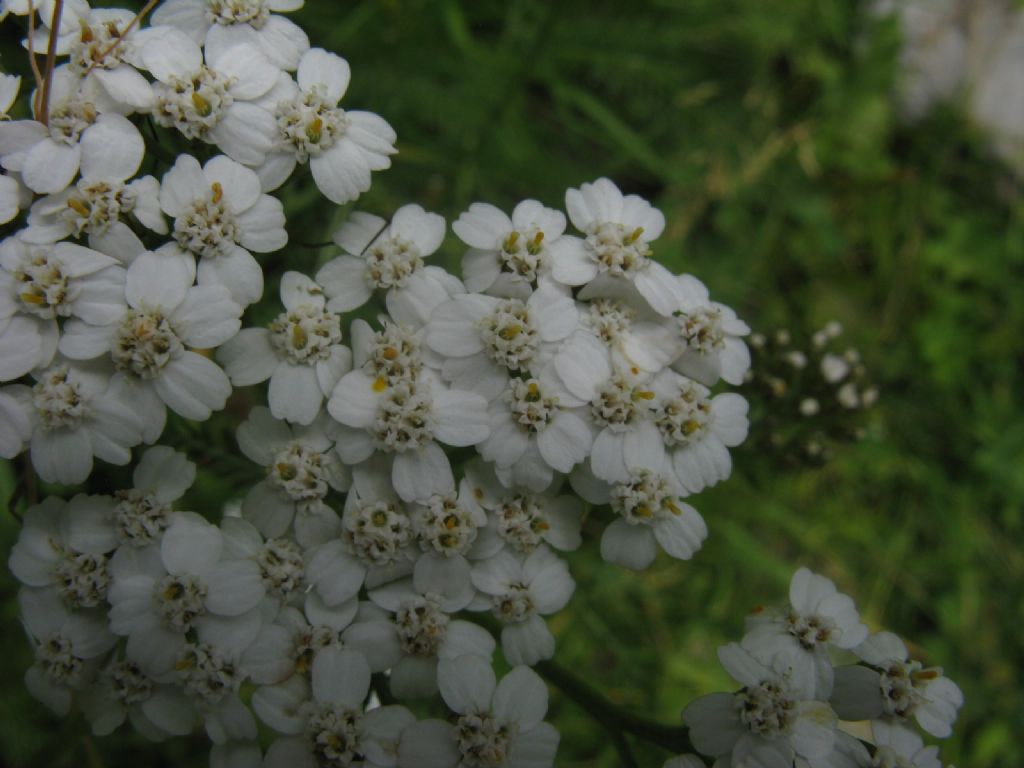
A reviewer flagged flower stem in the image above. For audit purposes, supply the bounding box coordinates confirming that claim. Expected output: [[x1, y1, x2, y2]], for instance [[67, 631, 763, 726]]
[[535, 659, 695, 754]]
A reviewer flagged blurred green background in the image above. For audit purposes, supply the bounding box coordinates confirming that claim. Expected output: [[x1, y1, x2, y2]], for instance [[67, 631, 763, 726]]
[[2, 0, 1022, 766]]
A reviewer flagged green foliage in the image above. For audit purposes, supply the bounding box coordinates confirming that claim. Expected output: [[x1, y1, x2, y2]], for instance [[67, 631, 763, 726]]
[[2, 0, 1022, 765]]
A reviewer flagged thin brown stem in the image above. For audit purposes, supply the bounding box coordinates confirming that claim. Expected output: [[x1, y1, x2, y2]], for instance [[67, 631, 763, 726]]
[[83, 0, 160, 77], [27, 4, 45, 119], [38, 0, 64, 126]]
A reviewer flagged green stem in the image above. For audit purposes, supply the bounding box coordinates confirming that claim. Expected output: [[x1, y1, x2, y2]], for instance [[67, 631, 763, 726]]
[[535, 659, 694, 754]]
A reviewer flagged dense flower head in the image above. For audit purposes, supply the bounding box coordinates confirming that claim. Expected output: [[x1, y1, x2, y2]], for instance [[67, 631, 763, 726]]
[[0, 5, 963, 766]]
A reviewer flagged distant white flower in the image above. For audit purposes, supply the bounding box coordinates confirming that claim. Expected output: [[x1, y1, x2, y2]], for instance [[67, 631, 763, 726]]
[[138, 30, 280, 164], [151, 153, 287, 306], [0, 66, 145, 194], [650, 370, 748, 494], [682, 643, 837, 767], [669, 274, 751, 387], [471, 545, 574, 666], [107, 512, 264, 675], [551, 177, 679, 316], [478, 369, 592, 493], [218, 272, 351, 423], [4, 360, 143, 484], [256, 48, 397, 203], [234, 406, 347, 545], [398, 656, 559, 768], [742, 567, 869, 699], [663, 757, 706, 768], [453, 199, 567, 298], [152, 0, 311, 71], [425, 282, 577, 400], [832, 631, 964, 738], [573, 463, 707, 571], [317, 205, 455, 327], [258, 648, 413, 767], [328, 367, 489, 502], [59, 253, 242, 438]]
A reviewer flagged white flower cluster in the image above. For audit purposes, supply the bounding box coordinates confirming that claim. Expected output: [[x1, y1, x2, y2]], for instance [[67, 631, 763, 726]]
[[0, 2, 963, 767], [678, 567, 963, 768]]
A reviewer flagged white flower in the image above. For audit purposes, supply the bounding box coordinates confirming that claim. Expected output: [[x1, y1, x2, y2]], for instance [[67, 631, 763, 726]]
[[587, 369, 665, 484], [0, 235, 127, 347], [107, 512, 265, 676], [870, 721, 944, 768], [8, 495, 117, 607], [742, 567, 869, 699], [0, 387, 31, 456], [317, 204, 455, 327], [463, 459, 583, 555], [663, 757, 706, 768], [573, 463, 707, 571], [243, 593, 400, 690], [550, 177, 679, 316], [256, 48, 397, 203], [4, 359, 143, 484], [668, 274, 751, 387], [349, 316, 428, 386], [175, 638, 259, 745], [20, 131, 164, 260], [0, 66, 145, 194], [257, 648, 413, 767], [650, 370, 748, 494], [682, 643, 837, 766], [0, 172, 23, 225], [219, 517, 308, 610], [832, 631, 964, 738], [453, 199, 567, 299], [152, 0, 311, 72], [478, 369, 592, 493], [328, 367, 490, 502], [19, 585, 118, 716], [0, 313, 46, 381], [28, 3, 155, 115], [219, 272, 351, 423], [398, 656, 560, 768], [553, 297, 677, 403], [425, 282, 577, 400], [138, 30, 281, 164], [235, 406, 347, 545], [368, 579, 496, 700], [306, 460, 415, 607], [406, 479, 503, 611], [471, 545, 574, 666], [79, 656, 196, 739], [109, 445, 197, 548], [153, 152, 287, 306], [59, 253, 242, 437]]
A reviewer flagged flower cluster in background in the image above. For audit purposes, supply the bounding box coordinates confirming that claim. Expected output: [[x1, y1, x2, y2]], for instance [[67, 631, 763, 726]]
[[0, 1, 963, 767], [744, 322, 878, 467], [670, 567, 963, 768]]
